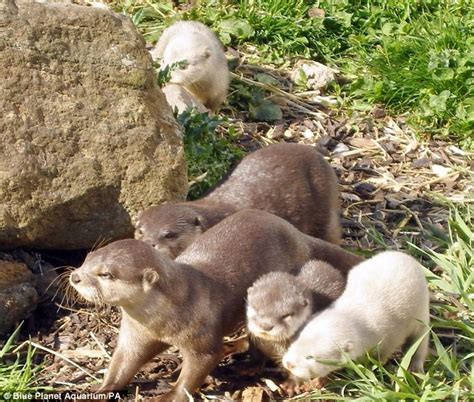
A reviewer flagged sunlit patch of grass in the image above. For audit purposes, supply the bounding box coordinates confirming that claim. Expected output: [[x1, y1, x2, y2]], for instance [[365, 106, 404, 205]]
[[0, 325, 50, 393], [113, 0, 352, 64], [341, 2, 473, 147]]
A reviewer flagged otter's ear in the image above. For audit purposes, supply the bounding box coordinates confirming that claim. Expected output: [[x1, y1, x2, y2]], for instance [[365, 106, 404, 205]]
[[134, 214, 141, 228], [143, 268, 159, 291], [194, 215, 204, 229], [204, 48, 211, 58], [342, 341, 353, 353]]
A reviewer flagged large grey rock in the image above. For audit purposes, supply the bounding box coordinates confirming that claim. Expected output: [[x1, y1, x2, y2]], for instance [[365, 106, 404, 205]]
[[0, 0, 188, 249]]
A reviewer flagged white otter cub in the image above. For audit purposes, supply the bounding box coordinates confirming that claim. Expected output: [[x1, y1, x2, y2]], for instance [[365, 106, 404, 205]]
[[151, 21, 229, 110], [283, 251, 430, 382], [247, 260, 346, 362]]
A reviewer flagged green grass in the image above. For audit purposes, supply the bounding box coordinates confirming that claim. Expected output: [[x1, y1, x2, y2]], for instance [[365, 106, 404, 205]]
[[337, 0, 474, 148], [0, 325, 49, 394]]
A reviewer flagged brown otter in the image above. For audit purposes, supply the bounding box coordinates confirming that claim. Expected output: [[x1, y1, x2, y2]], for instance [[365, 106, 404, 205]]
[[71, 210, 362, 401], [247, 260, 345, 362], [135, 143, 342, 258]]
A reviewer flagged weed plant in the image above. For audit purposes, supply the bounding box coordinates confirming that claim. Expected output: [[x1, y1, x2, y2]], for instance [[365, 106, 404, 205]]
[[177, 110, 245, 199], [338, 0, 474, 147]]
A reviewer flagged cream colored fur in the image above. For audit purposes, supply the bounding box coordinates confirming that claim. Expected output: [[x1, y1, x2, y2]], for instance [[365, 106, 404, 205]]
[[151, 21, 229, 110], [161, 84, 208, 114], [283, 251, 430, 380]]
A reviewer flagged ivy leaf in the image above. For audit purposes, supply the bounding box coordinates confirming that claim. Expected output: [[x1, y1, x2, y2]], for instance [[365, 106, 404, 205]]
[[429, 90, 451, 113], [432, 68, 455, 81]]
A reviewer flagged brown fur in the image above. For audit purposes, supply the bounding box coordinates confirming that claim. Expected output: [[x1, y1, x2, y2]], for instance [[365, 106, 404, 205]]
[[135, 143, 342, 258], [247, 260, 346, 362], [72, 210, 362, 401]]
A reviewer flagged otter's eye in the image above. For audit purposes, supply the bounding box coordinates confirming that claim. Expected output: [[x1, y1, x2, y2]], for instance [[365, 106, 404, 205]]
[[281, 313, 293, 321], [305, 355, 314, 360], [161, 230, 176, 239], [178, 61, 188, 70], [98, 272, 113, 280]]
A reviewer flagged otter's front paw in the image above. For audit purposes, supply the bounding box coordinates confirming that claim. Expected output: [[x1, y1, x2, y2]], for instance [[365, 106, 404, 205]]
[[279, 379, 300, 397], [299, 376, 328, 391]]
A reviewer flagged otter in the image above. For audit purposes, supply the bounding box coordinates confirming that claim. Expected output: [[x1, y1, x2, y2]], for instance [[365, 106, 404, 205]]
[[247, 260, 345, 362], [151, 21, 229, 110], [283, 251, 430, 384], [135, 143, 342, 259], [70, 210, 363, 401]]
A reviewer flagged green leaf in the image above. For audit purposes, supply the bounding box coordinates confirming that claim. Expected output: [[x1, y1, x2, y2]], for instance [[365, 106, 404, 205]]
[[219, 18, 255, 40], [334, 11, 352, 28], [381, 22, 393, 36], [249, 100, 282, 122], [293, 69, 308, 88], [432, 68, 455, 81], [0, 323, 23, 359], [429, 90, 451, 113], [397, 328, 431, 375], [219, 32, 232, 45]]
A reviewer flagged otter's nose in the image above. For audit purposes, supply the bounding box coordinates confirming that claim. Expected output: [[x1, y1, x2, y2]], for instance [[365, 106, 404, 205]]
[[260, 323, 274, 332], [70, 272, 81, 285], [283, 359, 295, 371]]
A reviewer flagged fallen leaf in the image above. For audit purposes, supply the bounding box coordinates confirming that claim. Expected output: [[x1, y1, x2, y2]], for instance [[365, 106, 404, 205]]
[[262, 378, 280, 392], [432, 164, 451, 177], [346, 137, 376, 148], [242, 386, 264, 402], [308, 7, 325, 18]]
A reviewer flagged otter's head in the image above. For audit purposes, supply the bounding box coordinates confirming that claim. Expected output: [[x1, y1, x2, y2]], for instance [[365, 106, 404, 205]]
[[135, 204, 205, 259], [161, 38, 210, 86], [69, 239, 172, 307], [247, 272, 312, 342], [282, 314, 354, 380]]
